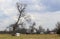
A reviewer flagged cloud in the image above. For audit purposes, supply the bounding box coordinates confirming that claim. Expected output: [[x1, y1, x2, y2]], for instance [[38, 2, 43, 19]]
[[20, 0, 38, 4], [0, 0, 60, 31], [29, 11, 60, 30], [41, 0, 60, 12], [0, 0, 19, 31], [20, 0, 60, 12]]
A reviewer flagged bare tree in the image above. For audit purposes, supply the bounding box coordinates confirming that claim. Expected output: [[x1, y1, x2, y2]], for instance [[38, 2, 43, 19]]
[[10, 2, 27, 36], [8, 2, 35, 34]]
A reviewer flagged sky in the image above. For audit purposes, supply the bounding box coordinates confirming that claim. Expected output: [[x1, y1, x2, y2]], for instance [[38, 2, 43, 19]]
[[0, 0, 60, 31]]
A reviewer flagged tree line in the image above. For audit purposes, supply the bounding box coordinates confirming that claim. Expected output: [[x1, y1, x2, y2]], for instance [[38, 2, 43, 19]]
[[0, 2, 60, 35]]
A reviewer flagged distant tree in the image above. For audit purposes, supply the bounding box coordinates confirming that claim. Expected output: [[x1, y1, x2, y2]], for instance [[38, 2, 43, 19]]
[[36, 26, 44, 34], [30, 22, 36, 34], [56, 22, 60, 34], [39, 26, 43, 32], [46, 28, 50, 34], [51, 28, 57, 34], [16, 27, 27, 34]]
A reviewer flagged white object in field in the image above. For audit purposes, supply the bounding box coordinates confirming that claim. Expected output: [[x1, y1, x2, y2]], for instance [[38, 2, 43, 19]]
[[40, 32, 44, 34], [50, 32, 55, 34], [33, 29, 36, 33], [16, 33, 20, 36]]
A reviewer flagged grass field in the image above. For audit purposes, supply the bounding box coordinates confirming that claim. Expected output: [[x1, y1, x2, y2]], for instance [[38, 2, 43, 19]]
[[0, 34, 60, 39]]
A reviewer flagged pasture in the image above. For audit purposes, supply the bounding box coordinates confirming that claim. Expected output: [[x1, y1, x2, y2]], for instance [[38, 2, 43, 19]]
[[0, 34, 60, 39]]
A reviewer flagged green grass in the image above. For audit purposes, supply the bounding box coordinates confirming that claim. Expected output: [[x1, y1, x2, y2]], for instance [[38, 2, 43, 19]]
[[0, 34, 60, 39]]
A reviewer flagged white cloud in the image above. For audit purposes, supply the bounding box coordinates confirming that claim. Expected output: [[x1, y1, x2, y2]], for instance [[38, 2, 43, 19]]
[[0, 0, 5, 2], [0, 0, 18, 15], [32, 0, 38, 3], [34, 4, 41, 10], [0, 0, 19, 31], [29, 11, 60, 30], [0, 0, 60, 31], [40, 0, 60, 11], [27, 4, 46, 12]]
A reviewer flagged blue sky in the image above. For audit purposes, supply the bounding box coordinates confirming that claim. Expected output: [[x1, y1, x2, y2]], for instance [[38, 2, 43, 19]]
[[0, 0, 60, 31]]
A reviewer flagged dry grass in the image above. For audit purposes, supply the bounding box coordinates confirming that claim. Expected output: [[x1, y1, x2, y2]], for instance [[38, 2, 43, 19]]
[[0, 34, 60, 39], [20, 34, 60, 39]]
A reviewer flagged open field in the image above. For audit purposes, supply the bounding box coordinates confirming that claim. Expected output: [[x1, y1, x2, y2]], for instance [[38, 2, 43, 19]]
[[0, 34, 60, 39]]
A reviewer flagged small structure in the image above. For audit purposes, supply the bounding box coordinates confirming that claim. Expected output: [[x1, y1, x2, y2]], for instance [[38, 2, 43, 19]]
[[40, 32, 44, 34], [15, 33, 20, 36], [33, 29, 37, 34], [50, 31, 56, 34]]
